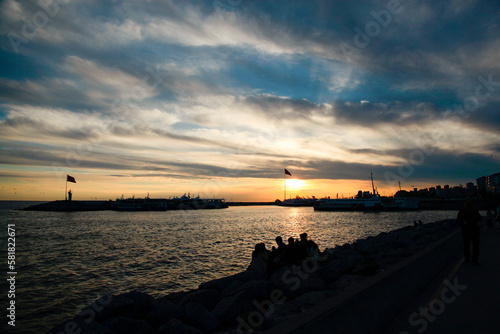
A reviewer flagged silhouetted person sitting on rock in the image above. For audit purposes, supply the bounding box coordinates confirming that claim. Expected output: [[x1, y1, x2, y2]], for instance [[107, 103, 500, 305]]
[[270, 236, 286, 269], [298, 232, 310, 259], [456, 201, 482, 264], [272, 236, 286, 254], [284, 237, 300, 264], [305, 239, 320, 259], [249, 242, 271, 279]]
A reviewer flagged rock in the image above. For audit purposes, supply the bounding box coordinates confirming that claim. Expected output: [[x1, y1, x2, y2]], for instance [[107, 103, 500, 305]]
[[385, 248, 414, 259], [354, 236, 381, 255], [198, 271, 255, 291], [222, 279, 269, 298], [180, 289, 221, 311], [145, 300, 183, 328], [292, 291, 329, 306], [79, 291, 155, 323], [156, 318, 203, 334], [87, 293, 134, 322], [319, 253, 362, 282], [268, 265, 303, 296], [293, 275, 328, 295], [351, 257, 379, 275], [120, 291, 156, 319], [212, 290, 257, 323], [185, 302, 222, 332], [50, 316, 114, 334], [102, 316, 152, 334]]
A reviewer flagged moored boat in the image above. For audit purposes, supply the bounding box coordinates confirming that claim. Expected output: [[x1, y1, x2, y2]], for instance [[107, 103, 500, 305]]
[[111, 194, 228, 211], [314, 173, 420, 211], [278, 196, 318, 207], [314, 195, 419, 211]]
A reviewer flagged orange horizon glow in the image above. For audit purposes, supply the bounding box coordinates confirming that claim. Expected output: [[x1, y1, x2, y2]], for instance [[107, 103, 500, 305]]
[[0, 172, 455, 202]]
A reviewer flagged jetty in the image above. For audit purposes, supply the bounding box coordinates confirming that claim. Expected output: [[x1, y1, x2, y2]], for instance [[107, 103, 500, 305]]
[[21, 196, 229, 212], [49, 217, 500, 333], [21, 200, 112, 212]]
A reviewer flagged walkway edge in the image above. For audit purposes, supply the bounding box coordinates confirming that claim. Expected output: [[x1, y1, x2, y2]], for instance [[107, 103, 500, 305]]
[[264, 229, 462, 334]]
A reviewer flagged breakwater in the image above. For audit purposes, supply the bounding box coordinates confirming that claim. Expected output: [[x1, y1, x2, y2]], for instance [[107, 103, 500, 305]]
[[21, 198, 229, 212], [21, 200, 112, 211], [50, 219, 459, 334]]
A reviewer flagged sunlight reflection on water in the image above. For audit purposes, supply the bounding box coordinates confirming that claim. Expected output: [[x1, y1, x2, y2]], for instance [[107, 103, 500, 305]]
[[0, 203, 458, 332]]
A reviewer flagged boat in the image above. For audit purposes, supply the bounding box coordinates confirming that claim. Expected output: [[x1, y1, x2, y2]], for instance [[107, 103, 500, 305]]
[[169, 194, 228, 210], [313, 174, 420, 211], [112, 195, 168, 211], [111, 193, 228, 211], [278, 196, 318, 207]]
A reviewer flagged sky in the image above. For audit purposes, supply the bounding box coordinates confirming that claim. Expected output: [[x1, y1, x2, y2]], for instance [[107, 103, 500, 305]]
[[0, 0, 499, 201]]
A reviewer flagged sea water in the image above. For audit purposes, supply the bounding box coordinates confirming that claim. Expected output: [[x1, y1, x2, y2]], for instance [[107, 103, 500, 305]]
[[0, 201, 458, 332]]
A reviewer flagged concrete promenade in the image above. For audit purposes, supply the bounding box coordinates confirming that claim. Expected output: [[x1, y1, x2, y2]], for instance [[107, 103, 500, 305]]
[[386, 222, 500, 334]]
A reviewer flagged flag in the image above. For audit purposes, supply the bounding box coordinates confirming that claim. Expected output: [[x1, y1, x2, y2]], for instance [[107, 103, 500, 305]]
[[67, 175, 76, 183], [284, 169, 292, 176]]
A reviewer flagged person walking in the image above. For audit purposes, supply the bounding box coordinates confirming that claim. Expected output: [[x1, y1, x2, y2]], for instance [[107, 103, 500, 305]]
[[456, 201, 482, 264]]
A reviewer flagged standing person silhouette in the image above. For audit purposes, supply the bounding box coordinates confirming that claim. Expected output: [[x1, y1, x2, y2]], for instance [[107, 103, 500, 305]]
[[456, 201, 482, 264]]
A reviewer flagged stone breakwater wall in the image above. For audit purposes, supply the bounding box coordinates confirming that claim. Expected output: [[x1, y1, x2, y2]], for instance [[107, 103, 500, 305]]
[[50, 219, 459, 334]]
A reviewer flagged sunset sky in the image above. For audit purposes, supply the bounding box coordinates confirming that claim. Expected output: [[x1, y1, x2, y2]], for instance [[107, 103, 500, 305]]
[[0, 0, 499, 201]]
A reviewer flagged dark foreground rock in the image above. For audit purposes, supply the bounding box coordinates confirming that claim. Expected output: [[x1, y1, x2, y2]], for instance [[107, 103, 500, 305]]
[[50, 219, 457, 334]]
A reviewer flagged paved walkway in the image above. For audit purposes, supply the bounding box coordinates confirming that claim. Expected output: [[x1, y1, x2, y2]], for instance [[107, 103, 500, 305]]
[[386, 222, 500, 334]]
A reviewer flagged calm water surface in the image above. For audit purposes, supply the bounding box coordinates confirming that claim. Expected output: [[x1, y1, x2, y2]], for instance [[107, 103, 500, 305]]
[[0, 201, 458, 332]]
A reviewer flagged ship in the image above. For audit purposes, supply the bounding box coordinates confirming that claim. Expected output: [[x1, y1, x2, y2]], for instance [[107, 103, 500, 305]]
[[170, 194, 229, 210], [111, 193, 228, 211], [278, 195, 318, 207], [313, 174, 420, 211], [111, 195, 168, 211]]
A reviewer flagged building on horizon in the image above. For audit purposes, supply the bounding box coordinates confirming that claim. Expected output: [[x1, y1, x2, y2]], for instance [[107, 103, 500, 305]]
[[476, 172, 500, 194]]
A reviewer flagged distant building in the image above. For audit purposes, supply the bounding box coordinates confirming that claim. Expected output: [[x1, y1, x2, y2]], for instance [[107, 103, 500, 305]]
[[476, 176, 487, 191], [490, 173, 500, 194], [477, 173, 500, 194]]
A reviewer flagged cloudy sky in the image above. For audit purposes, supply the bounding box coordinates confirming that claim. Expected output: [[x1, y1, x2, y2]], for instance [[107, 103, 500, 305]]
[[0, 0, 499, 201]]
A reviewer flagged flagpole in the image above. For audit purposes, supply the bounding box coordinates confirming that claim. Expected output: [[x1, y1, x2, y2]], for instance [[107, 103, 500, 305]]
[[65, 178, 68, 201], [284, 169, 287, 201]]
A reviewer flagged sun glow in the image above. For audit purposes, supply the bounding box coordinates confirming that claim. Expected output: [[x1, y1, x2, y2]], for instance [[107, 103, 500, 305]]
[[286, 178, 305, 190]]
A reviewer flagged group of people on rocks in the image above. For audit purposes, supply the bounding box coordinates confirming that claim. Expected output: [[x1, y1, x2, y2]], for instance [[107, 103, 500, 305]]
[[248, 232, 325, 279]]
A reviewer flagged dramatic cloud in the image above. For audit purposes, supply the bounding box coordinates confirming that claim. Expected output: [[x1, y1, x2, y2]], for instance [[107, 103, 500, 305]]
[[1, 0, 499, 200]]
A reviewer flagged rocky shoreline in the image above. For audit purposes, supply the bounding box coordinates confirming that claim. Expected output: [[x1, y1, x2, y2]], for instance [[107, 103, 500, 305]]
[[50, 219, 458, 334]]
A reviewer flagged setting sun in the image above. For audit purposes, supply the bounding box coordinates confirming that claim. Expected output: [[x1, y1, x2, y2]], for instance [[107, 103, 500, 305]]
[[286, 178, 305, 190]]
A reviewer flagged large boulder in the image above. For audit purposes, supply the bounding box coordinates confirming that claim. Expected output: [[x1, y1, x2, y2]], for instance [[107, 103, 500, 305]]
[[351, 256, 379, 275], [119, 291, 156, 319], [222, 279, 269, 298], [82, 293, 133, 322], [102, 316, 152, 334], [49, 316, 113, 334], [156, 318, 203, 334], [185, 302, 222, 332], [212, 289, 258, 323], [198, 271, 255, 292], [180, 289, 221, 311], [318, 253, 362, 282], [145, 300, 183, 328]]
